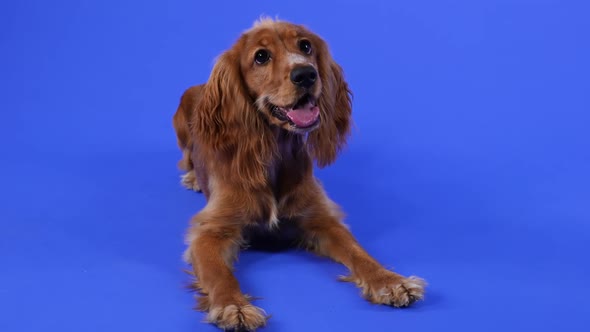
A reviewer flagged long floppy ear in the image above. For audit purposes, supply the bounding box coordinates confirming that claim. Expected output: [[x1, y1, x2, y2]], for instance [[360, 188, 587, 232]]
[[192, 49, 275, 189], [307, 37, 353, 168]]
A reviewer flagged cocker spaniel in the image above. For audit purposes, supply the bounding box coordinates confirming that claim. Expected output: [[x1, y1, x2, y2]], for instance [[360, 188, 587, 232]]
[[173, 18, 425, 331]]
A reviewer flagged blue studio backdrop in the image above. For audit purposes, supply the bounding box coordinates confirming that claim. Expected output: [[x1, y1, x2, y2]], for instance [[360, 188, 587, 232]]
[[1, 1, 589, 331]]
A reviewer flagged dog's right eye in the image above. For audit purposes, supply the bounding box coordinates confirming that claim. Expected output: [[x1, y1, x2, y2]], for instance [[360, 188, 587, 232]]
[[254, 49, 271, 65]]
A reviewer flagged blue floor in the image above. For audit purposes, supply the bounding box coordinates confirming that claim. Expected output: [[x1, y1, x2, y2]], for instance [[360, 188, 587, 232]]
[[1, 1, 589, 331]]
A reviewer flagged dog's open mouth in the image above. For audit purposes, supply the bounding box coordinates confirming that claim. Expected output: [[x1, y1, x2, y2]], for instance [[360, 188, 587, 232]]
[[269, 94, 320, 129]]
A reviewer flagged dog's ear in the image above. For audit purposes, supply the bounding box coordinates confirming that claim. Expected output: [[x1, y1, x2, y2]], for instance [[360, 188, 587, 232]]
[[192, 49, 275, 189], [307, 36, 353, 168]]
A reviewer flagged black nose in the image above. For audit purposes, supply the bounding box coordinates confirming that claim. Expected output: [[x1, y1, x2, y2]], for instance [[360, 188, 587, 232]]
[[290, 66, 317, 88]]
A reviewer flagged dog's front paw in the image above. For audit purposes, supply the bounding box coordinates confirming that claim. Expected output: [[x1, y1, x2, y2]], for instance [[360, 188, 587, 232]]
[[370, 274, 426, 307], [207, 303, 268, 331], [344, 270, 426, 307]]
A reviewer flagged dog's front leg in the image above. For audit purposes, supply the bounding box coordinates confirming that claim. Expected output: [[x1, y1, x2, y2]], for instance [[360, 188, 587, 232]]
[[185, 213, 267, 331], [300, 200, 426, 308]]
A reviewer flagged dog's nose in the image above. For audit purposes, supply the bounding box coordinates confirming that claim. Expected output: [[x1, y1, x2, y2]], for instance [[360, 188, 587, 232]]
[[290, 66, 317, 88]]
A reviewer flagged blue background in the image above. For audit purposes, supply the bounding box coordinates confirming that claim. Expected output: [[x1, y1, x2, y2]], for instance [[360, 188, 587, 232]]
[[1, 0, 589, 331]]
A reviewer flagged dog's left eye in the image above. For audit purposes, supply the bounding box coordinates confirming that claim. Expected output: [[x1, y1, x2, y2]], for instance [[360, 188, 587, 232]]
[[299, 40, 312, 55]]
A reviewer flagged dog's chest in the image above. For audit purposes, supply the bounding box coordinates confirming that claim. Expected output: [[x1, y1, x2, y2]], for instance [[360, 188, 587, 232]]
[[269, 135, 307, 193], [262, 134, 310, 221]]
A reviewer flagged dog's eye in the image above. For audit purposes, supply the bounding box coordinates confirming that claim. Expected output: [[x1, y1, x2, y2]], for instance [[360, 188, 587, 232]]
[[299, 40, 312, 55], [254, 49, 271, 64]]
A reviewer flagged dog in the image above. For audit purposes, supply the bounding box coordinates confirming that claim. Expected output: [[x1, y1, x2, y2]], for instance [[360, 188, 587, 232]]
[[172, 17, 426, 331]]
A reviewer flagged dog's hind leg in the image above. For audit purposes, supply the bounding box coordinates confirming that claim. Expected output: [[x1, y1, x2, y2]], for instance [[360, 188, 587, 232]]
[[179, 148, 201, 192], [173, 85, 204, 193]]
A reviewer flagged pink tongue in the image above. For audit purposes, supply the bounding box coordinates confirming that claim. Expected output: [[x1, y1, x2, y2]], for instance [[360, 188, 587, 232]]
[[286, 103, 320, 127]]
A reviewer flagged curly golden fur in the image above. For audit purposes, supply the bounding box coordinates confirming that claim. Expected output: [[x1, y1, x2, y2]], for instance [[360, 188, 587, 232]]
[[173, 18, 426, 331]]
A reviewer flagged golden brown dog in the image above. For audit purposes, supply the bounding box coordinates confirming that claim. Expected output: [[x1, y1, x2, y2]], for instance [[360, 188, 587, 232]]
[[173, 17, 425, 331]]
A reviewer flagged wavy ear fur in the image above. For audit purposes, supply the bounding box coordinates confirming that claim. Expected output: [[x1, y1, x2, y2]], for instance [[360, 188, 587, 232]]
[[192, 48, 275, 189], [307, 37, 353, 168]]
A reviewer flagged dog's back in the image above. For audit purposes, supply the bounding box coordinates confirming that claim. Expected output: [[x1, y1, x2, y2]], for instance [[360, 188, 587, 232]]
[[173, 85, 204, 171]]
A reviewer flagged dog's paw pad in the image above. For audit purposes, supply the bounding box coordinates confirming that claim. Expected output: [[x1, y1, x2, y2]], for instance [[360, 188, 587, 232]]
[[207, 304, 268, 331]]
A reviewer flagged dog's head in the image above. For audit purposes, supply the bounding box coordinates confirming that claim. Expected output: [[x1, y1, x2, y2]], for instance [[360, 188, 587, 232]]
[[194, 18, 352, 171], [240, 19, 327, 133]]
